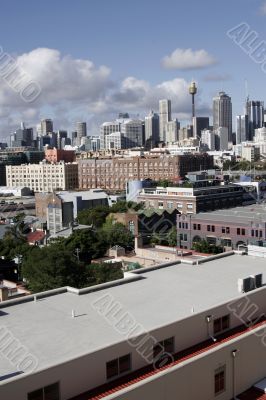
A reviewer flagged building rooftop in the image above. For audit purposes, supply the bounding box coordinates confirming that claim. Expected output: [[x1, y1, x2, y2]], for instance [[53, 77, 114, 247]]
[[0, 253, 266, 383], [56, 189, 108, 202], [189, 203, 266, 224]]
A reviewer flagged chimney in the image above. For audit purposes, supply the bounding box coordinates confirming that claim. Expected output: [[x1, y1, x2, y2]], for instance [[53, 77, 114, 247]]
[[0, 286, 9, 302]]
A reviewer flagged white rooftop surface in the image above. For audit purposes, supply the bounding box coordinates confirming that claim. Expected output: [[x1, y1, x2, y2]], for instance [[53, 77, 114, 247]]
[[57, 189, 108, 202], [1, 254, 266, 381]]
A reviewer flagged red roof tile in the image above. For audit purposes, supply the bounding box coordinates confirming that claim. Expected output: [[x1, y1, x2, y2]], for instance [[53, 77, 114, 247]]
[[237, 387, 266, 399], [27, 230, 45, 244]]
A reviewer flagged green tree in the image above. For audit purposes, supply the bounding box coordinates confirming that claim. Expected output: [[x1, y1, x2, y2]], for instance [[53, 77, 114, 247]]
[[64, 228, 108, 262], [77, 205, 110, 228], [166, 227, 177, 246], [22, 245, 85, 293], [101, 221, 134, 248], [192, 240, 223, 254], [84, 262, 123, 286]]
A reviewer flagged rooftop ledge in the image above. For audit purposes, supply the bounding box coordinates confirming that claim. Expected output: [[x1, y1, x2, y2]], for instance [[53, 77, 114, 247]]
[[0, 251, 237, 310]]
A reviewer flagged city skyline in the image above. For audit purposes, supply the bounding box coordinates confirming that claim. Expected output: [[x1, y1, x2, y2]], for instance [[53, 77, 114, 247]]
[[0, 0, 266, 139]]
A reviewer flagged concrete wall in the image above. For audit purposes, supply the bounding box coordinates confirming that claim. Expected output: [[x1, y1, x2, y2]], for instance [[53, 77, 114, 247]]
[[1, 287, 266, 400], [110, 327, 266, 400]]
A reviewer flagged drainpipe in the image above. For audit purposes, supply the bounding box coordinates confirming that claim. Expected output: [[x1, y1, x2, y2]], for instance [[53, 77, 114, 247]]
[[232, 349, 238, 399], [206, 315, 217, 342]]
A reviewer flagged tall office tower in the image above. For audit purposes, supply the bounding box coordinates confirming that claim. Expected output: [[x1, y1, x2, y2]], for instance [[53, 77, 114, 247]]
[[11, 124, 34, 147], [120, 119, 144, 148], [159, 99, 171, 142], [100, 121, 120, 149], [215, 127, 229, 151], [236, 115, 249, 144], [72, 131, 77, 146], [246, 100, 264, 139], [41, 119, 53, 135], [192, 117, 209, 138], [213, 92, 232, 142], [57, 130, 68, 149], [76, 122, 87, 146], [145, 110, 159, 148], [165, 119, 180, 143], [201, 129, 215, 151]]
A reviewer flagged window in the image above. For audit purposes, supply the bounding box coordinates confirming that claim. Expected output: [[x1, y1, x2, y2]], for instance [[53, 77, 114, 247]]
[[207, 225, 210, 231], [106, 354, 131, 380], [28, 382, 60, 400], [198, 224, 201, 230], [213, 315, 230, 335], [153, 337, 174, 359], [241, 229, 245, 235], [193, 224, 197, 230], [222, 227, 225, 233], [226, 227, 230, 234], [237, 228, 240, 235], [128, 221, 135, 235], [158, 201, 164, 209], [212, 225, 215, 232], [214, 366, 225, 395]]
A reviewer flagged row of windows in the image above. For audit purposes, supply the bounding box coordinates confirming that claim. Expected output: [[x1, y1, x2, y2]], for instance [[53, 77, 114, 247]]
[[28, 316, 230, 398]]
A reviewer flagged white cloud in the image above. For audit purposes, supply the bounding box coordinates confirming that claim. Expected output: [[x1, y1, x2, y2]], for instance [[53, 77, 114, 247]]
[[108, 76, 210, 121], [0, 47, 211, 139], [162, 48, 217, 70], [260, 1, 266, 15]]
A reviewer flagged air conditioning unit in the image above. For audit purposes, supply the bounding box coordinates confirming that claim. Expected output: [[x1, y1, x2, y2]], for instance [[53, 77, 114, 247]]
[[238, 277, 253, 293], [255, 273, 263, 288], [238, 274, 263, 293]]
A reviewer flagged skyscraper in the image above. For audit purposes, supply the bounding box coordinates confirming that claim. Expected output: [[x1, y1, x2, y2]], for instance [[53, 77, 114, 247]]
[[213, 92, 232, 142], [100, 121, 120, 149], [215, 127, 228, 151], [145, 110, 159, 148], [41, 119, 53, 135], [165, 119, 180, 143], [76, 122, 87, 146], [192, 117, 209, 138], [246, 100, 264, 139], [236, 115, 249, 144], [159, 99, 171, 142]]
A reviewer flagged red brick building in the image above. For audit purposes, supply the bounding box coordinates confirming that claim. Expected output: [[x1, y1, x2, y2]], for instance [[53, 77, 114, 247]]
[[78, 154, 214, 190], [45, 148, 75, 163]]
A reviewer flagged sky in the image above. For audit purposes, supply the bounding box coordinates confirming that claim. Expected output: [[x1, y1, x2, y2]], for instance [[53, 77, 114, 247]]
[[0, 0, 266, 140]]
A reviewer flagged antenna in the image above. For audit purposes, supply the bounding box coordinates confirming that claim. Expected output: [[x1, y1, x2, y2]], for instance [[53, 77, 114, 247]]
[[245, 79, 249, 102]]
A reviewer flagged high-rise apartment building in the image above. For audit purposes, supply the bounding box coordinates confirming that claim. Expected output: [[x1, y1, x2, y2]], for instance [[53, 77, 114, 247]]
[[40, 119, 53, 135], [100, 121, 120, 149], [213, 92, 232, 142], [159, 99, 171, 142], [201, 129, 215, 151], [100, 119, 143, 150], [192, 117, 209, 138], [10, 124, 34, 148], [6, 162, 78, 192], [76, 122, 87, 146], [246, 100, 264, 139], [144, 111, 159, 148], [236, 115, 249, 144], [215, 127, 229, 151], [165, 119, 179, 143]]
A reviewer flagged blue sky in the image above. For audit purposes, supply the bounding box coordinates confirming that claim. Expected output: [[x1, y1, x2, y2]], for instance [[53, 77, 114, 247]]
[[0, 0, 266, 137]]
